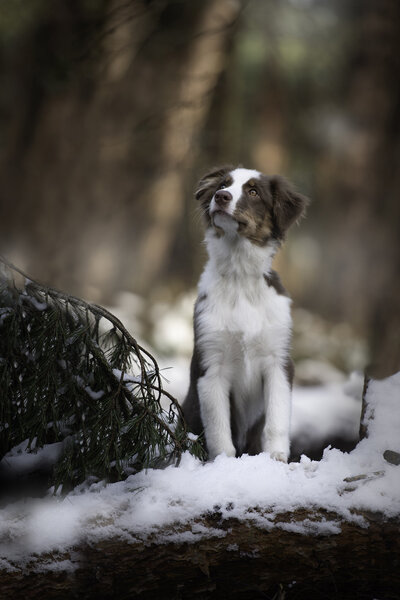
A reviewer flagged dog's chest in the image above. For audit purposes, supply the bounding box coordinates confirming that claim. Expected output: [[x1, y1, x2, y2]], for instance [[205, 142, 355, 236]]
[[196, 270, 291, 362]]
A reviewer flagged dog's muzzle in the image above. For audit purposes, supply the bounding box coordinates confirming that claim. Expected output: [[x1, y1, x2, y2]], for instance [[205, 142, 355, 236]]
[[214, 189, 232, 208]]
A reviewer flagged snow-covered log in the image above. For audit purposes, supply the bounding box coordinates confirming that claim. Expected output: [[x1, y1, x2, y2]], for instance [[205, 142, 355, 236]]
[[1, 513, 399, 599], [1, 373, 399, 599]]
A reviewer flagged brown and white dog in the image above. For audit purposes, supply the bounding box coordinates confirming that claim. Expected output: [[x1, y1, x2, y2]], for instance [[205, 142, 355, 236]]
[[182, 166, 308, 462]]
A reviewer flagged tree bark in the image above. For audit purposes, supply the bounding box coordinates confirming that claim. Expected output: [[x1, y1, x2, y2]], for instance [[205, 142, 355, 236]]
[[1, 510, 399, 600], [359, 374, 370, 441]]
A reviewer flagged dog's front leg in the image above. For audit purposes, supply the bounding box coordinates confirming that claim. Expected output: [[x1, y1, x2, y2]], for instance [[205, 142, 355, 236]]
[[197, 373, 236, 459], [262, 360, 291, 462]]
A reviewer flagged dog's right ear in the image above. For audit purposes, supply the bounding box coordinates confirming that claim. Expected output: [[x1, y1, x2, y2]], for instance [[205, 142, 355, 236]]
[[195, 165, 233, 200], [270, 176, 309, 239]]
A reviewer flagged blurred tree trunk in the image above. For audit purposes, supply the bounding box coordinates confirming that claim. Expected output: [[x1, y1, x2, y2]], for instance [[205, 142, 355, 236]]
[[316, 0, 400, 378], [133, 0, 241, 292], [0, 0, 240, 301]]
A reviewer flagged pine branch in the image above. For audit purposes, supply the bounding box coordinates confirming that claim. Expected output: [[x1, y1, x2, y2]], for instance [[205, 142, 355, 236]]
[[0, 256, 205, 493]]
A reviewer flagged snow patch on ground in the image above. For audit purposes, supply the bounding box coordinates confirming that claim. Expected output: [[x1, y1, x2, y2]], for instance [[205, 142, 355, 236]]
[[290, 372, 363, 454], [0, 373, 399, 573]]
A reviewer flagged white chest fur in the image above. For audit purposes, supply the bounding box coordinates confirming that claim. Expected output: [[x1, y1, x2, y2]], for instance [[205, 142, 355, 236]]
[[197, 231, 291, 360]]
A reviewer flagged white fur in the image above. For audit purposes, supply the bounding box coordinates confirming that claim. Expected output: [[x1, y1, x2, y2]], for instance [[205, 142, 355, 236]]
[[196, 223, 292, 462]]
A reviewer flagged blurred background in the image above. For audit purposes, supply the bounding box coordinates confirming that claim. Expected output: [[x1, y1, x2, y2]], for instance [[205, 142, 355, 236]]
[[0, 0, 399, 387]]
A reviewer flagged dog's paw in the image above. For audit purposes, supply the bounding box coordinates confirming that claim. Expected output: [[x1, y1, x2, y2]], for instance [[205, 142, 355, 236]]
[[208, 443, 236, 460], [217, 446, 236, 459], [270, 451, 288, 463]]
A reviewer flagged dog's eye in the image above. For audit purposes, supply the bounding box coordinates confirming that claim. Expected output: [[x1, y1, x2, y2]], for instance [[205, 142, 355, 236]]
[[248, 188, 258, 197], [218, 182, 227, 190]]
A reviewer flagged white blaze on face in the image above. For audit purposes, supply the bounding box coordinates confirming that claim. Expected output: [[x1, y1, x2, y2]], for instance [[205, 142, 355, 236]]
[[210, 168, 262, 217]]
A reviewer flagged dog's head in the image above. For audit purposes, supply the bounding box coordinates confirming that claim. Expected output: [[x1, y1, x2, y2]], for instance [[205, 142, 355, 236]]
[[195, 166, 308, 246]]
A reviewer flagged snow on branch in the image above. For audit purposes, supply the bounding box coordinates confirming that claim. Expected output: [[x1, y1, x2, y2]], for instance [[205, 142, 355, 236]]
[[0, 256, 205, 493]]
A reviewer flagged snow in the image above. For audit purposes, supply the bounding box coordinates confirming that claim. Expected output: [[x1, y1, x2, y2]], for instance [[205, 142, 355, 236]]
[[1, 439, 66, 476], [290, 372, 363, 455], [23, 293, 48, 311], [1, 372, 399, 573]]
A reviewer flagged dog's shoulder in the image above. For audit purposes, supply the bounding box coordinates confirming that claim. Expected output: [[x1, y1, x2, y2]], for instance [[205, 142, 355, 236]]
[[263, 270, 289, 297]]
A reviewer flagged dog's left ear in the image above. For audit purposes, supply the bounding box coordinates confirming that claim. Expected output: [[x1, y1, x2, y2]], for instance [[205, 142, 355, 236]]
[[270, 176, 309, 238]]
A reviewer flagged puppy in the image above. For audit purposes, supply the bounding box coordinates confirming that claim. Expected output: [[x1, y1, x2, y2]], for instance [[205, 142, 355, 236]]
[[182, 166, 308, 462]]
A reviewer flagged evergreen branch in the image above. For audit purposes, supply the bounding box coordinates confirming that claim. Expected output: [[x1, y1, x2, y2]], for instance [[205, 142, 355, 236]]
[[1, 256, 171, 409], [0, 255, 205, 494]]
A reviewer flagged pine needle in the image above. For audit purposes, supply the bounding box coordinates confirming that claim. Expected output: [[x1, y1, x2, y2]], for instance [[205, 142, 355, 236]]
[[0, 256, 205, 493]]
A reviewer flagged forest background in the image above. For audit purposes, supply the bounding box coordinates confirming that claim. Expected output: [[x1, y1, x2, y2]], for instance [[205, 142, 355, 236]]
[[0, 0, 399, 381]]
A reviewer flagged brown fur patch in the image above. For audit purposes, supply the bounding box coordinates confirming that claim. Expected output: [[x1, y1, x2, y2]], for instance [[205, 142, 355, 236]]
[[233, 175, 274, 246], [181, 294, 209, 435], [195, 165, 233, 227], [263, 270, 288, 296], [270, 176, 309, 239]]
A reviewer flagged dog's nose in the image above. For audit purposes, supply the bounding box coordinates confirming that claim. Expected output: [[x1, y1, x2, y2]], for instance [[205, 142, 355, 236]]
[[215, 189, 232, 207]]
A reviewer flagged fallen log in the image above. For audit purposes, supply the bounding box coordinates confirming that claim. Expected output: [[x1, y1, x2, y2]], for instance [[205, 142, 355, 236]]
[[1, 508, 399, 600]]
